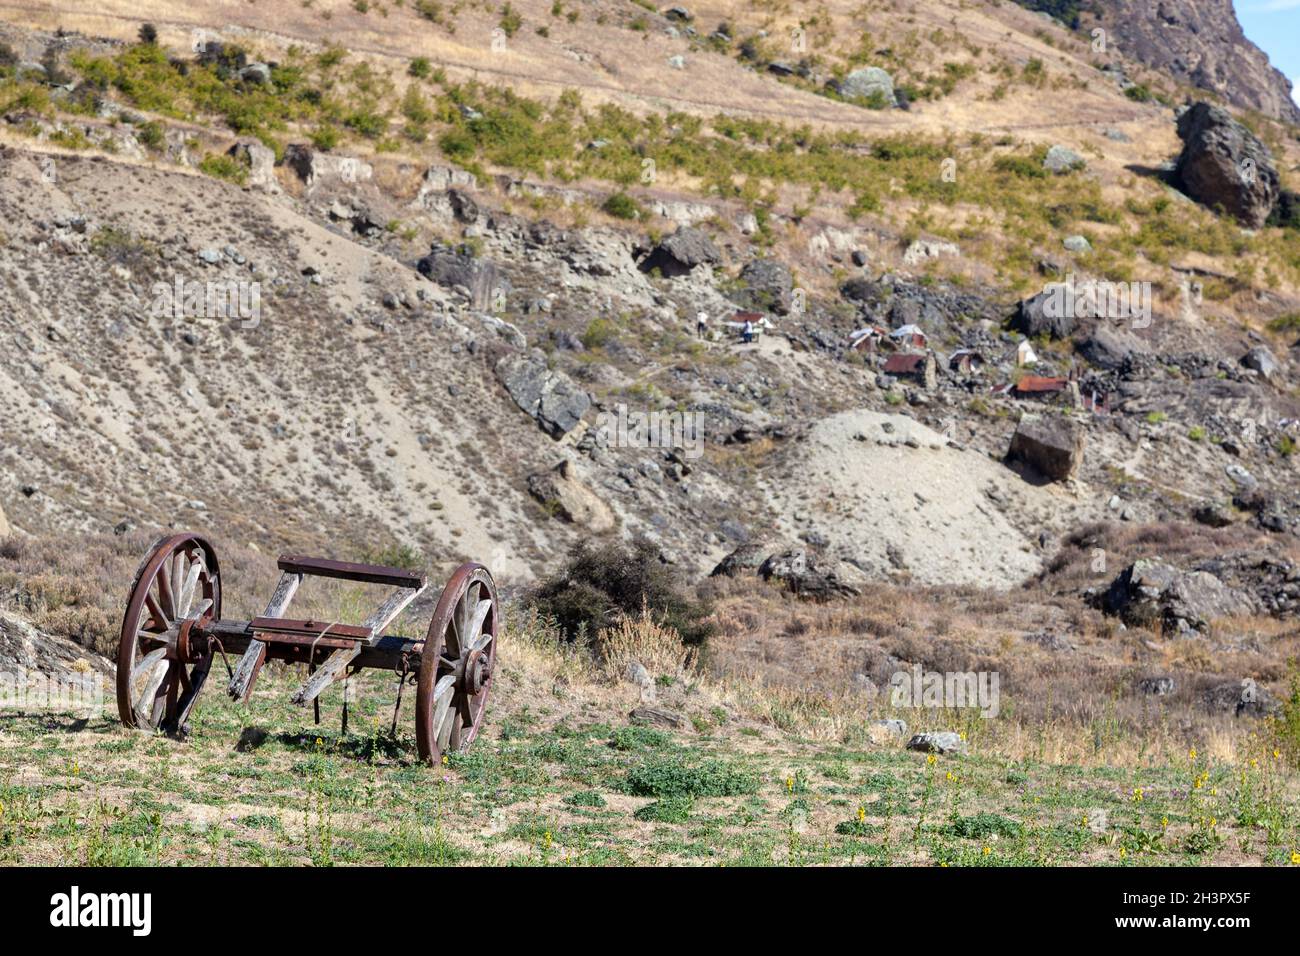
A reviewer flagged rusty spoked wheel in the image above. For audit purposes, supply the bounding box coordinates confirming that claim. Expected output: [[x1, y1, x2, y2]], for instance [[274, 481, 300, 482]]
[[117, 533, 221, 732], [416, 563, 499, 764]]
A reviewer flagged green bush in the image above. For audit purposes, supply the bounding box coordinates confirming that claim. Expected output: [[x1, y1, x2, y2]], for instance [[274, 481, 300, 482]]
[[948, 812, 1023, 839], [528, 538, 714, 645], [198, 153, 248, 185], [633, 796, 693, 822], [611, 726, 671, 750], [601, 191, 642, 220], [621, 758, 757, 797]]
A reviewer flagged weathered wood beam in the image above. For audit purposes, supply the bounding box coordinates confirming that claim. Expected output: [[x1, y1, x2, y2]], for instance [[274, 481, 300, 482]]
[[227, 572, 301, 701]]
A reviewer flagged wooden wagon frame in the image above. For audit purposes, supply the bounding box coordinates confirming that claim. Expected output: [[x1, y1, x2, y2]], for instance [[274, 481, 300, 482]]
[[116, 533, 499, 764]]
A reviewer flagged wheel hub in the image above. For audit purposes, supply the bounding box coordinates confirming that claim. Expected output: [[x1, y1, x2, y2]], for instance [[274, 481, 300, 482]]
[[460, 649, 492, 695]]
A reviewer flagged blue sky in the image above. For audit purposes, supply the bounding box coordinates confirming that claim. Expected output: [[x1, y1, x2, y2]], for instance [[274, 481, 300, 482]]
[[1236, 1, 1300, 106]]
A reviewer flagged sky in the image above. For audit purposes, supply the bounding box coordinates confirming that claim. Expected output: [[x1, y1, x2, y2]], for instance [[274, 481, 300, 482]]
[[1236, 1, 1300, 107]]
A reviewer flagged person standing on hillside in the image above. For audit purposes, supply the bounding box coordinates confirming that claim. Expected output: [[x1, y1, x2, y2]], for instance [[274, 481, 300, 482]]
[[696, 311, 709, 339]]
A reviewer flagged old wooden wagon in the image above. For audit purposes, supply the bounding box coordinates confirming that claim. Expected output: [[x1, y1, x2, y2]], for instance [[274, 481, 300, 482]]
[[115, 533, 498, 763]]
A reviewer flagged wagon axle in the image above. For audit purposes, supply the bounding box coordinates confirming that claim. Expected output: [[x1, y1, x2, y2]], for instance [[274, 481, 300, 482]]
[[116, 533, 499, 764]]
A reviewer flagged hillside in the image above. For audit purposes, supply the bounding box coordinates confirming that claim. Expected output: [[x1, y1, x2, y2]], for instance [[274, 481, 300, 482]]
[[0, 0, 1299, 869]]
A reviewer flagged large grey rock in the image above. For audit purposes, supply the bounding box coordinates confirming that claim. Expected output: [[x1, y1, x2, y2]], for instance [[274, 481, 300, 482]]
[[737, 258, 793, 314], [1202, 678, 1278, 718], [757, 548, 861, 599], [226, 140, 279, 192], [496, 351, 591, 438], [710, 542, 768, 577], [1241, 346, 1279, 382], [638, 227, 721, 277], [1006, 415, 1084, 482], [1077, 323, 1144, 370], [1103, 558, 1257, 632], [906, 731, 966, 755], [282, 143, 373, 190], [839, 67, 895, 106], [1043, 145, 1085, 174], [416, 246, 510, 311], [1175, 102, 1280, 228], [526, 460, 615, 530], [1013, 289, 1075, 340]]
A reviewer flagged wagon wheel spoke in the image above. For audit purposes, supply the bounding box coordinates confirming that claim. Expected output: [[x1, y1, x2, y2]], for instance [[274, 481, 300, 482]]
[[178, 557, 204, 619], [430, 675, 456, 751], [135, 653, 171, 716], [189, 597, 213, 622], [156, 558, 177, 622], [144, 592, 170, 633], [466, 599, 493, 653]]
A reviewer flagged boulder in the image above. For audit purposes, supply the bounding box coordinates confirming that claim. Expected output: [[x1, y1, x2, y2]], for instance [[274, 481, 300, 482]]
[[1012, 289, 1075, 340], [638, 227, 721, 277], [906, 731, 966, 755], [1103, 558, 1257, 633], [839, 67, 895, 106], [1076, 323, 1143, 370], [1006, 414, 1084, 482], [1062, 235, 1091, 253], [281, 143, 373, 190], [416, 245, 510, 310], [0, 500, 9, 538], [226, 140, 279, 192], [1174, 102, 1280, 228], [710, 542, 768, 577], [526, 460, 615, 531], [737, 258, 793, 314], [757, 548, 861, 599], [1202, 678, 1278, 718], [1043, 145, 1085, 174], [1241, 346, 1279, 382], [496, 351, 591, 438]]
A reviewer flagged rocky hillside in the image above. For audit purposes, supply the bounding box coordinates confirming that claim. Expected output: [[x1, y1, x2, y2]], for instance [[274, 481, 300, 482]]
[[0, 0, 1298, 774], [1087, 0, 1300, 124]]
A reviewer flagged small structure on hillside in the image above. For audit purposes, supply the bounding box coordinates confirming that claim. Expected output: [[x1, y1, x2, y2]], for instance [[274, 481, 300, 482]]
[[725, 310, 769, 343], [890, 324, 928, 348], [848, 325, 887, 352], [1016, 340, 1039, 366], [1005, 374, 1080, 408], [948, 348, 987, 374], [882, 351, 938, 390]]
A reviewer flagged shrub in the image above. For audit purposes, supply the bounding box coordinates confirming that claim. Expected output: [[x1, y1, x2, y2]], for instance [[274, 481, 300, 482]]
[[499, 3, 523, 37], [601, 191, 642, 220], [528, 538, 714, 645], [198, 153, 248, 184], [949, 812, 1023, 839], [633, 796, 693, 822], [610, 725, 671, 750], [408, 57, 432, 79], [138, 23, 158, 45], [621, 758, 757, 797]]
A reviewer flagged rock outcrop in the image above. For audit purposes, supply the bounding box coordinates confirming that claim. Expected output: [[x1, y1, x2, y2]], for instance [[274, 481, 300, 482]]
[[526, 460, 615, 530], [637, 227, 720, 277], [1088, 1, 1300, 124], [1102, 558, 1257, 633], [496, 351, 591, 438]]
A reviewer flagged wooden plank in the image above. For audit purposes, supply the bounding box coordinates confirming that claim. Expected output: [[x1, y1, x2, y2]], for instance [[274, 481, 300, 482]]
[[227, 572, 301, 700], [249, 617, 372, 641], [361, 584, 427, 641], [277, 555, 427, 590], [290, 645, 360, 706]]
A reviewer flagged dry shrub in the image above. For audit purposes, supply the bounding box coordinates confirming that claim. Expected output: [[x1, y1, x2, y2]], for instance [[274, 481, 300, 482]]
[[597, 604, 696, 681]]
